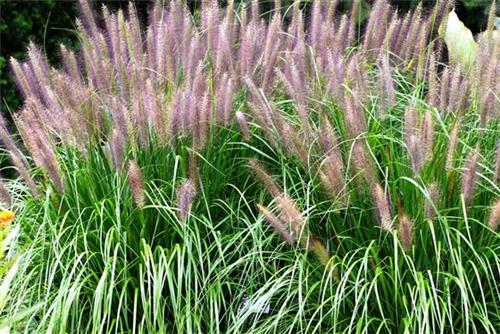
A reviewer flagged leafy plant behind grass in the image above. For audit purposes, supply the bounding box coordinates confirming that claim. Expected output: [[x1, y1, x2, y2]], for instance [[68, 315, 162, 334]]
[[0, 0, 499, 333]]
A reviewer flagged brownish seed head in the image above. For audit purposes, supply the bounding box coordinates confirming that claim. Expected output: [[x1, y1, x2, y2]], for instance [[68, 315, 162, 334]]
[[320, 154, 346, 202], [257, 203, 294, 245], [235, 111, 251, 141], [494, 143, 500, 184], [0, 178, 12, 207], [398, 212, 414, 251], [425, 182, 440, 221], [307, 237, 330, 266], [275, 195, 304, 240], [421, 110, 434, 162], [488, 199, 500, 231], [351, 140, 377, 187], [445, 120, 461, 171], [461, 148, 480, 206], [127, 160, 145, 208], [176, 179, 197, 221], [371, 183, 392, 231], [247, 159, 282, 197]]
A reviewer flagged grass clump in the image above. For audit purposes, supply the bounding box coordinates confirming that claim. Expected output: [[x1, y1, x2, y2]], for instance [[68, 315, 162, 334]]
[[0, 0, 498, 333]]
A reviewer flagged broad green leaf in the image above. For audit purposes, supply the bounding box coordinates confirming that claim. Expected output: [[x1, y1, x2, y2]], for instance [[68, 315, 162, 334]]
[[439, 10, 478, 71]]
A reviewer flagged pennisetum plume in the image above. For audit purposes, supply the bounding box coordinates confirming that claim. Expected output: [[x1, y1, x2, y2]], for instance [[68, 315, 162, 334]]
[[426, 53, 438, 106], [398, 212, 414, 251], [247, 159, 281, 197], [262, 13, 281, 92], [421, 110, 434, 161], [447, 66, 463, 114], [461, 148, 480, 206], [378, 53, 396, 113], [110, 129, 125, 170], [0, 119, 30, 173], [439, 67, 450, 113], [363, 0, 390, 56], [0, 178, 12, 207], [127, 160, 145, 208], [371, 183, 392, 231], [257, 204, 294, 245], [343, 93, 367, 139], [350, 140, 377, 187], [306, 237, 331, 267], [37, 137, 64, 193], [495, 143, 500, 184], [9, 152, 38, 197], [425, 182, 440, 221], [488, 199, 500, 231], [319, 157, 347, 204], [318, 118, 346, 200], [258, 196, 330, 266], [445, 120, 461, 171], [176, 179, 197, 221], [404, 102, 425, 175], [486, 0, 496, 33], [402, 3, 423, 61], [235, 112, 251, 141], [275, 195, 305, 241]]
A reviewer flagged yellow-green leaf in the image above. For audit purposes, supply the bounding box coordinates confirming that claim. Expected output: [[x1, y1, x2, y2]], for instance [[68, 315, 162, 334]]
[[439, 10, 478, 71]]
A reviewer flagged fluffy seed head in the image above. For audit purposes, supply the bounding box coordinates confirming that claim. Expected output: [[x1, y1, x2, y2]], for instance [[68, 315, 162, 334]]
[[257, 204, 294, 245], [0, 178, 12, 207], [445, 120, 461, 171], [371, 183, 392, 231], [439, 67, 451, 113], [495, 143, 500, 184], [398, 213, 414, 251], [378, 54, 396, 111], [110, 129, 125, 170], [9, 152, 38, 197], [407, 133, 425, 175], [77, 0, 98, 37], [351, 140, 377, 187], [127, 160, 145, 207], [461, 148, 480, 206], [38, 139, 64, 193], [176, 179, 197, 221], [343, 94, 367, 138], [307, 237, 330, 266], [488, 199, 500, 231], [235, 111, 251, 141], [421, 110, 434, 161], [248, 159, 282, 197], [425, 182, 440, 221], [426, 53, 438, 106], [487, 0, 496, 33], [275, 195, 304, 240]]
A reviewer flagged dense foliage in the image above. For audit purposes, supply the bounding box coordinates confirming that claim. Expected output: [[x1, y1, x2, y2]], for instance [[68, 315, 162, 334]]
[[0, 0, 498, 333]]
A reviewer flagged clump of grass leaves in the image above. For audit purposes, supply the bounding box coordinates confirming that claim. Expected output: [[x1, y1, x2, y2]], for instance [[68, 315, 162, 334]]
[[0, 0, 499, 333]]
